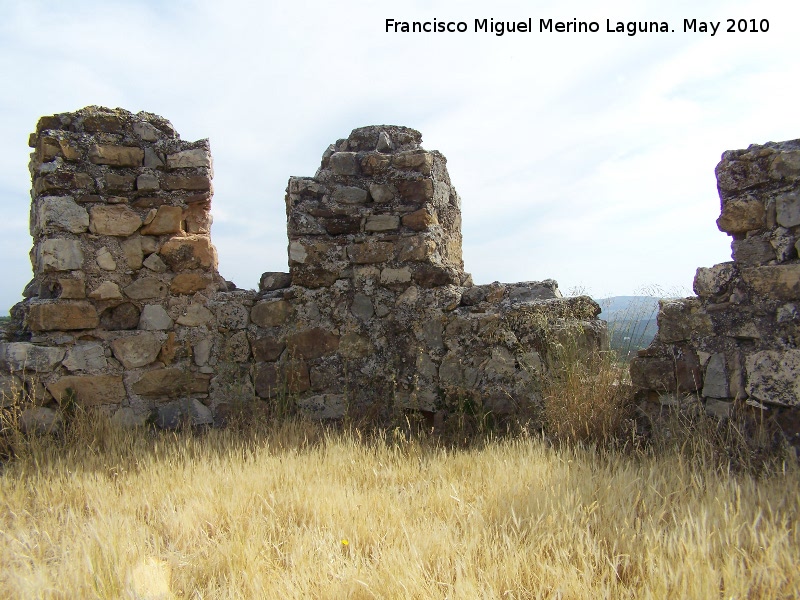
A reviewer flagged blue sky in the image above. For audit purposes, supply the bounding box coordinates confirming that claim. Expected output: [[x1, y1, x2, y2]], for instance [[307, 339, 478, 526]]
[[1, 0, 798, 311]]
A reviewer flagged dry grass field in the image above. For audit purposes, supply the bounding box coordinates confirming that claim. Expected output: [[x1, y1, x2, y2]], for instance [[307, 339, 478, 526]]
[[1, 406, 798, 599]]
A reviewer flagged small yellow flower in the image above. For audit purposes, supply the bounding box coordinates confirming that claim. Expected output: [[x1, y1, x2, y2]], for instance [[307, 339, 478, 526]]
[[341, 538, 350, 555], [341, 539, 349, 547]]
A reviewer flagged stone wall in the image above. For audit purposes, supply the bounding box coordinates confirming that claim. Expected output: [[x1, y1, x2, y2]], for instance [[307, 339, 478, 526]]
[[1, 107, 606, 431], [631, 138, 800, 443]]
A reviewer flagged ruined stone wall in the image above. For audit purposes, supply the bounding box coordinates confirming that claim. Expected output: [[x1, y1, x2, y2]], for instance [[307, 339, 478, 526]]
[[631, 139, 800, 442], [1, 107, 606, 431]]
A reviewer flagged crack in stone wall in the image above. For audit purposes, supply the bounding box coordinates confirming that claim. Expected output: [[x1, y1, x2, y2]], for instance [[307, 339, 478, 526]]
[[1, 107, 606, 430]]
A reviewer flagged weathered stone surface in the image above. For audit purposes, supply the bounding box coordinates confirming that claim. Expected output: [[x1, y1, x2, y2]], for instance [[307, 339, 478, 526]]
[[136, 171, 160, 192], [62, 343, 107, 372], [167, 148, 212, 169], [88, 144, 144, 167], [351, 293, 374, 321], [259, 272, 292, 292], [214, 302, 249, 329], [702, 353, 729, 399], [347, 241, 393, 264], [132, 368, 210, 397], [34, 172, 95, 195], [397, 179, 434, 203], [133, 121, 161, 142], [143, 253, 168, 273], [693, 262, 736, 298], [163, 174, 211, 191], [140, 205, 183, 235], [254, 361, 310, 398], [381, 267, 412, 284], [657, 299, 713, 342], [169, 273, 211, 294], [369, 183, 396, 203], [1, 342, 65, 372], [319, 215, 359, 235], [716, 198, 765, 234], [402, 208, 437, 231], [111, 333, 162, 369], [297, 394, 345, 420], [332, 186, 368, 204], [121, 237, 144, 270], [124, 277, 168, 300], [732, 236, 775, 265], [365, 215, 400, 232], [137, 304, 172, 330], [37, 239, 83, 272], [745, 350, 800, 406], [776, 191, 800, 228], [742, 265, 800, 300], [393, 150, 432, 174], [19, 407, 63, 434], [154, 398, 213, 429], [439, 353, 478, 389], [0, 374, 23, 406], [221, 331, 251, 362], [89, 205, 142, 236], [159, 235, 217, 271], [88, 281, 123, 301], [28, 301, 98, 331], [250, 336, 285, 362], [96, 247, 117, 271], [630, 357, 675, 391], [286, 328, 340, 360], [329, 152, 359, 175], [34, 196, 89, 235], [56, 277, 86, 299], [176, 304, 214, 327], [338, 333, 372, 358], [251, 300, 291, 327], [47, 375, 126, 406], [101, 302, 141, 330], [104, 172, 136, 192]]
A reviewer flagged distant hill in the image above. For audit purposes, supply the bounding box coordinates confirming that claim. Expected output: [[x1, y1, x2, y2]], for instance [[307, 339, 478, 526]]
[[596, 296, 661, 360]]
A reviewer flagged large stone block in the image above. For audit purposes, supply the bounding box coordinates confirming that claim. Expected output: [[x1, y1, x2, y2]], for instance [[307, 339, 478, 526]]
[[62, 343, 107, 373], [0, 342, 65, 372], [47, 375, 126, 406], [693, 262, 735, 298], [124, 278, 168, 300], [132, 368, 210, 397], [741, 265, 800, 300], [170, 273, 213, 294], [657, 299, 713, 342], [88, 144, 144, 167], [159, 235, 217, 271], [140, 205, 183, 235], [33, 196, 89, 235], [716, 198, 765, 234], [347, 241, 394, 264], [251, 300, 291, 327], [37, 238, 84, 272], [89, 205, 142, 236], [745, 350, 800, 406], [776, 190, 800, 228], [630, 356, 675, 391], [28, 301, 99, 331], [285, 328, 340, 360], [166, 148, 212, 169], [254, 361, 310, 398], [111, 333, 162, 369]]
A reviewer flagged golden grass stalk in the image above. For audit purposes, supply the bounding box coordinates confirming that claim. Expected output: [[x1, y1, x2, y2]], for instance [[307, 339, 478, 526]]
[[1, 412, 798, 599]]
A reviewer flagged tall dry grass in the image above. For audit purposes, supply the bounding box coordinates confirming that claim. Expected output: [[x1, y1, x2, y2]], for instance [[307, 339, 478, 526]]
[[1, 408, 798, 599]]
